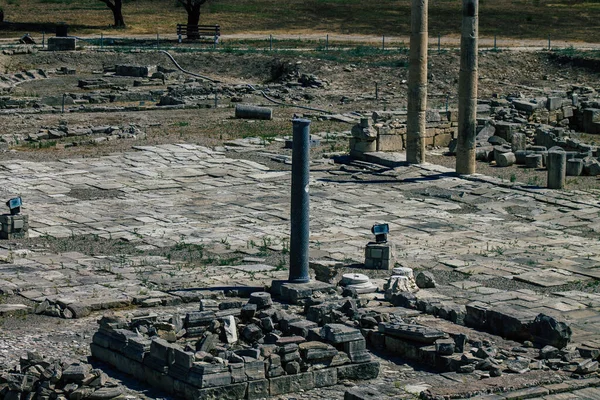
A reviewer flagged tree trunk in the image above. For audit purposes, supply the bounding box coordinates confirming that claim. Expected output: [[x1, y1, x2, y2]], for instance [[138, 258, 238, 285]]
[[113, 0, 125, 28], [186, 6, 201, 39]]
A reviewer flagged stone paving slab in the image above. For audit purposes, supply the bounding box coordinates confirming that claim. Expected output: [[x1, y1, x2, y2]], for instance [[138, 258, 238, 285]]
[[1, 144, 600, 345]]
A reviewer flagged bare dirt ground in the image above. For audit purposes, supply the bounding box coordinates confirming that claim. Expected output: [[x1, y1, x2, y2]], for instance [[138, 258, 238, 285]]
[[1, 46, 599, 190]]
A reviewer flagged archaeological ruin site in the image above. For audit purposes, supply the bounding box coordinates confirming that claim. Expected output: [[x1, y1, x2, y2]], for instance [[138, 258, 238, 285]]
[[1, 0, 600, 399]]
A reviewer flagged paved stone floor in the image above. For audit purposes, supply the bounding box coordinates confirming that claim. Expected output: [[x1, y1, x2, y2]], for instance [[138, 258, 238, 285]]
[[1, 143, 600, 363]]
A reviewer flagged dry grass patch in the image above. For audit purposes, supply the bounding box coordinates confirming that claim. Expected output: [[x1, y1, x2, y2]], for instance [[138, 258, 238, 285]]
[[0, 0, 597, 41]]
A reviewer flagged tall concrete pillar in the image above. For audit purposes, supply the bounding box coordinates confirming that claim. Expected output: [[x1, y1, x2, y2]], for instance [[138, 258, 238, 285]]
[[456, 0, 479, 175], [406, 0, 428, 164]]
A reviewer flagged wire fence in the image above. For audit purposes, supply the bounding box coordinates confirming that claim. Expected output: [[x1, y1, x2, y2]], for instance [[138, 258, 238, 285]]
[[4, 31, 596, 54]]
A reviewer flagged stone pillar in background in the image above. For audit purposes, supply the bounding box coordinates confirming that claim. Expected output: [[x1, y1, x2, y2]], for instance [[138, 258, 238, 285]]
[[406, 0, 428, 164], [456, 0, 479, 174], [547, 149, 566, 189]]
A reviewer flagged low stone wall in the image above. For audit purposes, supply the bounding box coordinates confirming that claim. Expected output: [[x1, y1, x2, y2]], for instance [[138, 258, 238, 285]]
[[372, 109, 458, 152]]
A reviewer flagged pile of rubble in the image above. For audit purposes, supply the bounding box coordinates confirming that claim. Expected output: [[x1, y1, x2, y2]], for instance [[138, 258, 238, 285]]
[[0, 122, 145, 147], [90, 291, 379, 399], [350, 86, 600, 177], [0, 352, 124, 400], [21, 123, 146, 146], [456, 87, 600, 175]]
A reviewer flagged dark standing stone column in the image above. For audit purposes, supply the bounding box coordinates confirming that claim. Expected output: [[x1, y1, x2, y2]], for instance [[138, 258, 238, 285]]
[[289, 118, 311, 283], [456, 0, 479, 175]]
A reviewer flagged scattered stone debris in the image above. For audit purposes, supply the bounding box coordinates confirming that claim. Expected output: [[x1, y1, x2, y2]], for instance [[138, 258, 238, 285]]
[[90, 292, 379, 399], [415, 271, 436, 289], [0, 352, 124, 400], [10, 123, 147, 147]]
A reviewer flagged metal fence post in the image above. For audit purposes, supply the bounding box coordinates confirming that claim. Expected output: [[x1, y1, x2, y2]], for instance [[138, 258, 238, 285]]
[[288, 118, 311, 284], [326, 34, 329, 51], [382, 35, 385, 51], [270, 34, 272, 51], [438, 34, 441, 54]]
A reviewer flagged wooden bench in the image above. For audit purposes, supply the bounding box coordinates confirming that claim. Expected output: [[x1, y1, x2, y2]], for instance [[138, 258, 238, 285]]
[[177, 24, 220, 42]]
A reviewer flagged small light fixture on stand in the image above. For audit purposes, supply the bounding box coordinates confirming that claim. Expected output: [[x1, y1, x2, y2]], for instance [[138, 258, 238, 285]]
[[1, 197, 28, 240], [6, 197, 22, 215], [364, 223, 394, 270]]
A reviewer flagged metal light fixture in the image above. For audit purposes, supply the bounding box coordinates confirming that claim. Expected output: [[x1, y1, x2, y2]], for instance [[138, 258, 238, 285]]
[[6, 197, 22, 215], [371, 223, 389, 243]]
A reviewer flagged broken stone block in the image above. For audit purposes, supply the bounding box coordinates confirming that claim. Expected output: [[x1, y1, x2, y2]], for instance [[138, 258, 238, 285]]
[[287, 320, 318, 338], [275, 335, 306, 346], [185, 311, 215, 328], [525, 153, 544, 169], [269, 371, 315, 395], [313, 368, 337, 388], [247, 379, 269, 400], [539, 345, 559, 360], [219, 300, 243, 310], [62, 364, 91, 384], [242, 324, 264, 342], [577, 346, 600, 360], [435, 339, 455, 355], [475, 346, 497, 359], [222, 315, 238, 344], [115, 65, 156, 78], [506, 358, 530, 374], [245, 360, 266, 381], [495, 121, 521, 141], [341, 338, 370, 363], [284, 361, 301, 374], [487, 306, 536, 342], [583, 156, 600, 176], [513, 99, 544, 113], [582, 108, 600, 133], [240, 303, 258, 321], [196, 332, 217, 353], [511, 132, 526, 152], [322, 324, 363, 344], [306, 302, 341, 325], [453, 334, 468, 353], [531, 313, 571, 349], [248, 292, 273, 309], [566, 158, 584, 176], [337, 361, 380, 380], [415, 271, 436, 288], [380, 323, 446, 344], [546, 97, 562, 111], [576, 359, 598, 375], [514, 150, 532, 164], [299, 341, 338, 362], [280, 350, 301, 363]]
